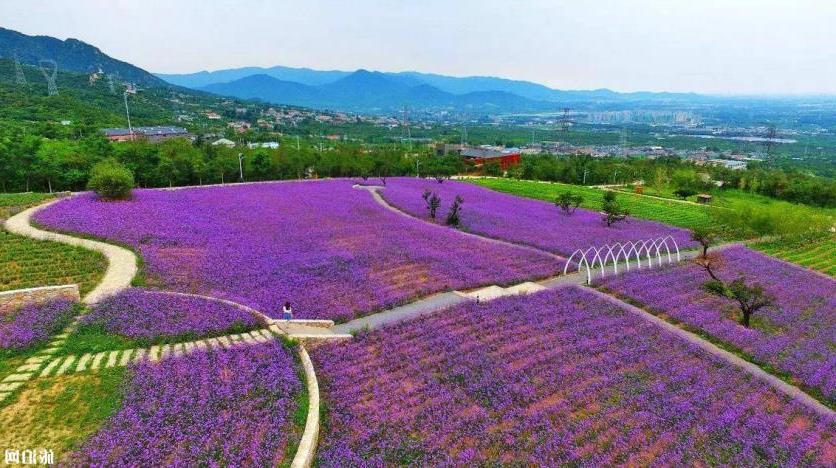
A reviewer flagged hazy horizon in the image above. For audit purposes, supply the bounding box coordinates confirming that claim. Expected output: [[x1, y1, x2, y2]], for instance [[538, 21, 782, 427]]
[[3, 0, 836, 95]]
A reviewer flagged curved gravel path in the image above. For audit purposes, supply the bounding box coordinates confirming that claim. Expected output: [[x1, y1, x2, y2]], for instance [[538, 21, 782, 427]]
[[4, 197, 138, 304]]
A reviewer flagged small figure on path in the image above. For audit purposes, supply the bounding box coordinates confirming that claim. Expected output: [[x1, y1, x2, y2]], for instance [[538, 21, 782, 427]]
[[282, 302, 293, 321]]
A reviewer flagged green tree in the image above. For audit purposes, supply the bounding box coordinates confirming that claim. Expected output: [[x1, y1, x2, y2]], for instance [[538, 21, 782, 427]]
[[445, 195, 464, 227], [703, 277, 775, 328], [87, 158, 134, 200], [601, 191, 628, 227], [555, 191, 583, 215]]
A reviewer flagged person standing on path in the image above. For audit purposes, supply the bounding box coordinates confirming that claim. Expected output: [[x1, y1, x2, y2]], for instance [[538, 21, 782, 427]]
[[282, 302, 293, 321]]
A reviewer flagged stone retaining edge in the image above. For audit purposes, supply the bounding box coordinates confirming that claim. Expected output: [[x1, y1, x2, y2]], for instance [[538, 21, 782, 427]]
[[291, 345, 321, 468]]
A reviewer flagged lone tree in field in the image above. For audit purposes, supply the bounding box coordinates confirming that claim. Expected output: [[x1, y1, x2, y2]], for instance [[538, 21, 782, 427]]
[[445, 195, 464, 227], [703, 277, 775, 328], [555, 192, 583, 215], [601, 191, 628, 227], [691, 226, 719, 257], [88, 159, 134, 200], [694, 251, 725, 282], [422, 189, 441, 219]]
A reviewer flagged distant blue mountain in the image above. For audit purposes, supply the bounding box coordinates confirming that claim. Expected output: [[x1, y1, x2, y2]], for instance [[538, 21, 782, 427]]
[[198, 69, 554, 113], [160, 64, 709, 113]]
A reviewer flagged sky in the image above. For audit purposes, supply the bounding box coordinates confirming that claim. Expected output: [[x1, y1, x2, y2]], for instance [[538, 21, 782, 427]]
[[2, 0, 836, 95]]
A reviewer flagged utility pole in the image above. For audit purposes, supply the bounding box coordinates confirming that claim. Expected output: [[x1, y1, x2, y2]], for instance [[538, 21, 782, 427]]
[[238, 153, 245, 182], [296, 135, 300, 151], [583, 168, 589, 185], [123, 91, 134, 140]]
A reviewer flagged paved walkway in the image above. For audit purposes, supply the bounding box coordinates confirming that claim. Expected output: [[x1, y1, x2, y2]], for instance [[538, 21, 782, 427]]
[[4, 198, 138, 305]]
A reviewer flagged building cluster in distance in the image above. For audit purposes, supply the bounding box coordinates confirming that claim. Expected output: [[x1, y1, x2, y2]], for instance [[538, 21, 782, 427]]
[[102, 126, 192, 143]]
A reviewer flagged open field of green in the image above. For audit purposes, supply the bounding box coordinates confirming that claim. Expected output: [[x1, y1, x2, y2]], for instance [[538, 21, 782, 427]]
[[0, 193, 55, 219], [470, 177, 714, 229], [752, 235, 836, 277], [0, 232, 108, 296], [1, 192, 108, 296], [0, 369, 126, 459]]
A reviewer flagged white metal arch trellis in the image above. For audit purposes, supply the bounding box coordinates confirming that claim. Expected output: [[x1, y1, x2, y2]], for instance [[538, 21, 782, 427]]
[[563, 236, 681, 284]]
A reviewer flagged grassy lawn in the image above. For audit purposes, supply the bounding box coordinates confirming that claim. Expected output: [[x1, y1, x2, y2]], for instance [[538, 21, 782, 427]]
[[0, 368, 125, 462], [469, 177, 714, 229], [1, 192, 108, 296], [0, 231, 108, 296], [752, 234, 836, 277], [0, 193, 55, 219]]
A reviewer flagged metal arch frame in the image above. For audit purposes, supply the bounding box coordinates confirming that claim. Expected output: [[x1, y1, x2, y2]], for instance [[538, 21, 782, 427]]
[[562, 236, 681, 284]]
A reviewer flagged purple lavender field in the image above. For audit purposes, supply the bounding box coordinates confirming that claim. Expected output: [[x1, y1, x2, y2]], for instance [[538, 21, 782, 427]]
[[601, 245, 836, 402], [0, 299, 76, 350], [82, 288, 265, 342], [68, 341, 302, 465], [312, 286, 835, 466], [35, 180, 559, 321], [379, 177, 694, 254]]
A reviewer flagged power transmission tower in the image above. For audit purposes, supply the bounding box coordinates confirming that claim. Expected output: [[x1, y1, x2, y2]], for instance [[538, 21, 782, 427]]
[[401, 105, 411, 150], [106, 73, 117, 94], [560, 108, 572, 132], [619, 128, 628, 157], [38, 59, 59, 96], [13, 54, 28, 87], [763, 123, 777, 158]]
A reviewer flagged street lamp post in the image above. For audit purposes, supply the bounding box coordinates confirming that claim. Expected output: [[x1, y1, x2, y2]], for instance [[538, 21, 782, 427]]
[[416, 160, 421, 178], [238, 153, 245, 182]]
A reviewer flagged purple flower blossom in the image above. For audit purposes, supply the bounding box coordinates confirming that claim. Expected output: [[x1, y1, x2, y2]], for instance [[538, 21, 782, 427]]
[[35, 181, 559, 322], [379, 178, 696, 255], [82, 289, 264, 342], [312, 286, 836, 466], [601, 245, 836, 402], [68, 341, 302, 466], [0, 299, 75, 350]]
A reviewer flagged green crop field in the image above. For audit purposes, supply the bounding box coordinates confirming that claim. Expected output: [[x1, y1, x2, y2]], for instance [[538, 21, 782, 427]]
[[752, 235, 836, 277], [1, 192, 107, 296], [0, 231, 108, 295], [0, 193, 55, 219], [469, 177, 714, 229]]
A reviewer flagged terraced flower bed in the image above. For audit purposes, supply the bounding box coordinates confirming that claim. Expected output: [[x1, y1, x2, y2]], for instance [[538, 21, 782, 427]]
[[35, 181, 558, 322], [0, 299, 76, 351], [381, 177, 695, 255], [66, 342, 303, 465], [312, 286, 835, 466], [600, 245, 836, 403], [80, 288, 266, 343]]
